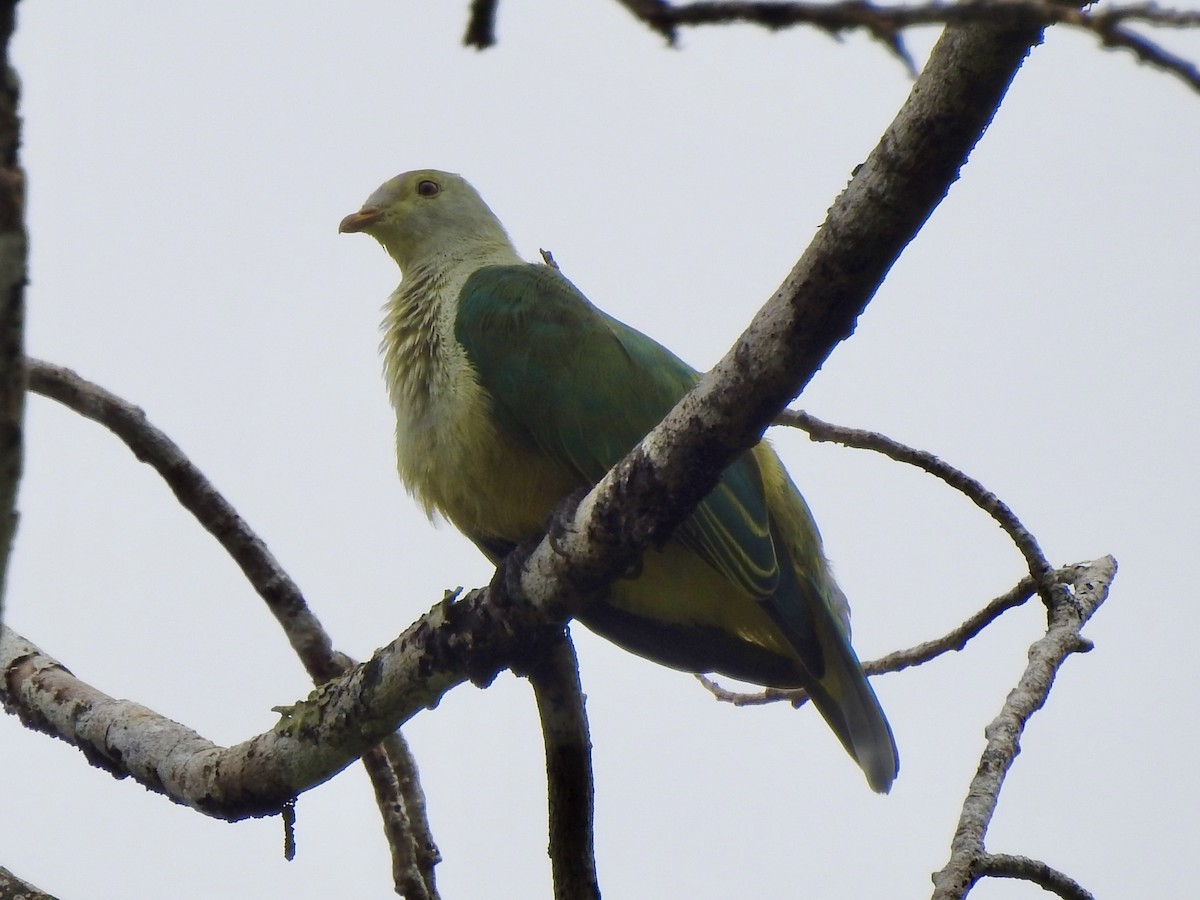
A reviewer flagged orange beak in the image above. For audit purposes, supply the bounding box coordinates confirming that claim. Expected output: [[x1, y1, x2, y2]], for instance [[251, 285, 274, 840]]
[[339, 206, 384, 233]]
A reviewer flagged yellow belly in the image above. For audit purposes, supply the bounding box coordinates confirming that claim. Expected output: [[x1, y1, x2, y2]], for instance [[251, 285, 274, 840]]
[[393, 357, 580, 543]]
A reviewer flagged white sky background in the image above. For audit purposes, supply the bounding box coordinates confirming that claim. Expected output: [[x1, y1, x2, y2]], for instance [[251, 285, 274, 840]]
[[3, 2, 1198, 898]]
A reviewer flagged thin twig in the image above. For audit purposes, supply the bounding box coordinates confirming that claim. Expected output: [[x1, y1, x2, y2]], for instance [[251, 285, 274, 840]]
[[698, 575, 1036, 706], [526, 635, 600, 900], [778, 410, 1062, 608], [614, 0, 1200, 93], [464, 0, 500, 48], [978, 852, 1096, 900], [864, 576, 1037, 675]]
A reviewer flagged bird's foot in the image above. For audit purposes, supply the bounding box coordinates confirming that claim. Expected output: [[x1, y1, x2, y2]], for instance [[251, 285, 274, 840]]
[[547, 487, 589, 557], [489, 537, 539, 605]]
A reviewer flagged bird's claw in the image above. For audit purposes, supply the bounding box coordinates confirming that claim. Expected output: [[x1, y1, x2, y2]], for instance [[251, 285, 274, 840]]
[[489, 538, 538, 604], [547, 487, 589, 557]]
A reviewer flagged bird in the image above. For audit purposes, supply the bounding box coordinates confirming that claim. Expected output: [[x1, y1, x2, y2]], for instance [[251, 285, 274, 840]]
[[339, 169, 898, 793]]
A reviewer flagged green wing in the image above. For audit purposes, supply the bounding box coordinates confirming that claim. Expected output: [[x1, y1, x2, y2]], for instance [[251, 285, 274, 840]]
[[454, 264, 784, 602], [455, 265, 900, 792]]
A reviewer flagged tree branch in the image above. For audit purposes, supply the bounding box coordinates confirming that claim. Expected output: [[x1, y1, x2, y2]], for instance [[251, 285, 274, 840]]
[[0, 0, 25, 630], [0, 866, 56, 900], [464, 0, 500, 48], [526, 635, 599, 900], [507, 16, 1050, 630], [362, 739, 441, 900], [779, 410, 1062, 607], [614, 1, 1200, 93], [0, 574, 569, 820], [978, 852, 1096, 900], [26, 360, 341, 681], [931, 556, 1116, 899]]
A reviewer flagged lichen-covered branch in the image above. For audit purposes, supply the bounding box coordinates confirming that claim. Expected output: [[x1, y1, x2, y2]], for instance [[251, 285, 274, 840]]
[[0, 866, 56, 900], [0, 574, 570, 820]]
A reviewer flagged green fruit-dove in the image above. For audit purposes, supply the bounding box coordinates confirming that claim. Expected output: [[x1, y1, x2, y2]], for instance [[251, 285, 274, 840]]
[[340, 169, 898, 792]]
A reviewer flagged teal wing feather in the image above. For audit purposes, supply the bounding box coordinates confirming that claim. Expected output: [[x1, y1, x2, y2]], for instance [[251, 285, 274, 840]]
[[456, 264, 896, 791], [454, 264, 791, 608]]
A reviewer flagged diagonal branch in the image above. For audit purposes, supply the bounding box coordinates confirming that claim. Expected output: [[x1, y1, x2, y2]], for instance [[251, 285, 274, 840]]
[[699, 575, 1037, 706], [779, 410, 1061, 605], [26, 360, 341, 681], [514, 17, 1049, 618], [23, 359, 438, 892], [0, 866, 56, 900]]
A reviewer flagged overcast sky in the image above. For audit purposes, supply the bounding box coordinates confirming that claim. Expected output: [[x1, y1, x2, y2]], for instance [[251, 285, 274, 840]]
[[4, 3, 1198, 898]]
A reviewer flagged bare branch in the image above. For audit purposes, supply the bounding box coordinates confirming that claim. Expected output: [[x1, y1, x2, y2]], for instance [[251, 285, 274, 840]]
[[362, 741, 440, 900], [779, 410, 1062, 606], [615, 0, 680, 42], [864, 577, 1036, 675], [24, 359, 438, 881], [615, 1, 1200, 92], [0, 0, 24, 629], [380, 733, 442, 896], [698, 574, 1036, 706], [0, 576, 572, 821], [464, 0, 500, 48], [26, 359, 342, 682], [978, 853, 1096, 900], [526, 635, 600, 900], [0, 866, 56, 900], [931, 556, 1116, 899]]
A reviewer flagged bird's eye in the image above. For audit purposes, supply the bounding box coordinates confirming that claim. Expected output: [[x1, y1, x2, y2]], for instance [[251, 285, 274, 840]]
[[417, 180, 440, 197]]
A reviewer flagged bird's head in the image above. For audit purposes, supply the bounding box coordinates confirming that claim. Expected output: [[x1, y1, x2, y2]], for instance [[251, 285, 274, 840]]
[[339, 169, 514, 272]]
